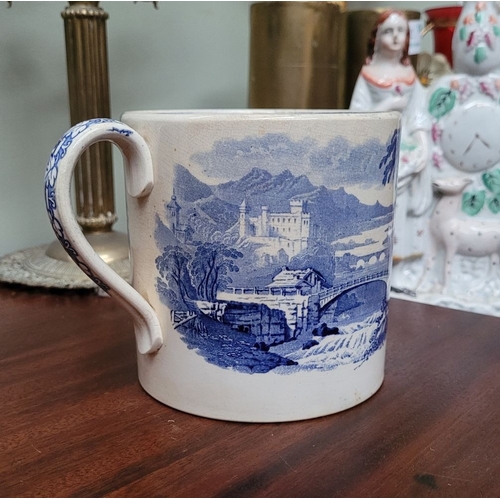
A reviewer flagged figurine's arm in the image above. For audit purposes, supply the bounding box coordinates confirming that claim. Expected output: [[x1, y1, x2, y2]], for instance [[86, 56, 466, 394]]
[[407, 128, 434, 217], [410, 129, 429, 175], [400, 82, 434, 216], [349, 73, 373, 111]]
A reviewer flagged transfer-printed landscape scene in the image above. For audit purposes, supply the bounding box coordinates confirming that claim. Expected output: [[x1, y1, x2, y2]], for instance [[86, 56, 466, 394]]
[[155, 131, 398, 373]]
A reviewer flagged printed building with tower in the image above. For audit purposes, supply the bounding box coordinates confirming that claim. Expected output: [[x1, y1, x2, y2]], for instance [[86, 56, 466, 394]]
[[165, 194, 193, 244], [239, 199, 313, 258]]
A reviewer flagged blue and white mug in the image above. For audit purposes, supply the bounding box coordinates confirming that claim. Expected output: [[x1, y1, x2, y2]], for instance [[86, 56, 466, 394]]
[[45, 110, 400, 422]]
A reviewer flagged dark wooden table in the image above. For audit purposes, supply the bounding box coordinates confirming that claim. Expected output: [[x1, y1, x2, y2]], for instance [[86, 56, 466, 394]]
[[1, 283, 499, 497]]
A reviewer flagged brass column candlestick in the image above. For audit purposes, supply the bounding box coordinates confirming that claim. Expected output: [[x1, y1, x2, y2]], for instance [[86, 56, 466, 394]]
[[64, 1, 115, 232], [45, 0, 130, 280], [0, 1, 130, 289]]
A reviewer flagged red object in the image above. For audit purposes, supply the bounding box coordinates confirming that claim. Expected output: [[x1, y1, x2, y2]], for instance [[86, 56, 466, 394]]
[[425, 5, 463, 67]]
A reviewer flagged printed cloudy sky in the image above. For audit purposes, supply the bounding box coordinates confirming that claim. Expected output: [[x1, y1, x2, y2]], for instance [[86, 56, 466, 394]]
[[190, 133, 394, 205]]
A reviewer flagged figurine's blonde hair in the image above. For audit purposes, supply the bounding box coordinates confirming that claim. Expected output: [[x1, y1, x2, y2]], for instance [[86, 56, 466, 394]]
[[367, 10, 411, 66]]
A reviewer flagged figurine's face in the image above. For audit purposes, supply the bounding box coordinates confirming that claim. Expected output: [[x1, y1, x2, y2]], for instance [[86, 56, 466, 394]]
[[377, 13, 407, 54]]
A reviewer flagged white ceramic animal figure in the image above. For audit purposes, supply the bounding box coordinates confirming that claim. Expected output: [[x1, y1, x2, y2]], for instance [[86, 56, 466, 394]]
[[420, 177, 500, 292]]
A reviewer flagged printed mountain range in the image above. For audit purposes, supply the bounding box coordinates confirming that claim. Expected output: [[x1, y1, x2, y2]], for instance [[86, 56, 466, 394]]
[[171, 164, 391, 242]]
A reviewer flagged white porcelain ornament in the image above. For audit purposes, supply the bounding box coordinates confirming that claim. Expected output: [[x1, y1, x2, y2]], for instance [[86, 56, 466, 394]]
[[350, 10, 418, 113], [391, 1, 500, 317]]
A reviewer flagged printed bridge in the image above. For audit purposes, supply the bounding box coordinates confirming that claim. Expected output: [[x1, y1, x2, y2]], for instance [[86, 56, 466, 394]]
[[214, 269, 387, 342], [318, 270, 387, 312]]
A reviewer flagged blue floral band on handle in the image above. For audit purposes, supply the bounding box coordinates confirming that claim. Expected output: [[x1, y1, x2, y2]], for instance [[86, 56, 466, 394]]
[[44, 118, 134, 292]]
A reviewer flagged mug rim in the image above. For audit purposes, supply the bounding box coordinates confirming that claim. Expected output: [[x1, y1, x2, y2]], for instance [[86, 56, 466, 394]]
[[121, 109, 401, 121]]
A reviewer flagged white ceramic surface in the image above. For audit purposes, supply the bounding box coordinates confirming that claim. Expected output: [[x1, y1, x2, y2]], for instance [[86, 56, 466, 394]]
[[391, 1, 500, 317], [45, 110, 400, 422]]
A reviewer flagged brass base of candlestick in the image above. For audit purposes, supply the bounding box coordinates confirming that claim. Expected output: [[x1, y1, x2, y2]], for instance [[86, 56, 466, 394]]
[[0, 232, 131, 290], [45, 231, 129, 264]]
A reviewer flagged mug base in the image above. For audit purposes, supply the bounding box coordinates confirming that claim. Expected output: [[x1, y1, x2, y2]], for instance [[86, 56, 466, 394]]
[[139, 375, 385, 423], [136, 344, 386, 423]]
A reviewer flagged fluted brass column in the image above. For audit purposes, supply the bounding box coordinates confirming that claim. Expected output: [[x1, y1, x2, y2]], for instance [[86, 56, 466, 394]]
[[45, 0, 130, 270], [62, 1, 115, 232]]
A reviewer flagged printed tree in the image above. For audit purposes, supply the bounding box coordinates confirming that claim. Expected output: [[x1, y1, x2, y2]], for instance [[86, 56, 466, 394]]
[[155, 246, 195, 308], [155, 242, 244, 308], [379, 129, 399, 186], [189, 242, 243, 302]]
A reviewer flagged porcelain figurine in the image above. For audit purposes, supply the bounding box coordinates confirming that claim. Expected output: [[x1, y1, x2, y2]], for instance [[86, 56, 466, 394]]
[[349, 10, 433, 291], [393, 1, 500, 316], [350, 10, 418, 113], [390, 86, 434, 291]]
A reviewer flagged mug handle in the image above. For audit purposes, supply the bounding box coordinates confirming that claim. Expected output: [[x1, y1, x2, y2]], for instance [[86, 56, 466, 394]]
[[44, 118, 163, 354]]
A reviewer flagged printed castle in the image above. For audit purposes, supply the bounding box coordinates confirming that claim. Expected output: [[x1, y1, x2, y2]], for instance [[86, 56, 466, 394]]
[[165, 193, 314, 260], [239, 199, 313, 258]]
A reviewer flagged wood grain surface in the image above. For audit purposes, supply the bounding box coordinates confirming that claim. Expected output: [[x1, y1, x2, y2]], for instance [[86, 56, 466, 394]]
[[0, 283, 499, 497]]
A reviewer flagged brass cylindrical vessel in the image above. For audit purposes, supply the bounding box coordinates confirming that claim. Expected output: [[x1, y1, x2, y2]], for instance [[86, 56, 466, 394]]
[[249, 1, 347, 109], [345, 9, 421, 108], [62, 1, 115, 233]]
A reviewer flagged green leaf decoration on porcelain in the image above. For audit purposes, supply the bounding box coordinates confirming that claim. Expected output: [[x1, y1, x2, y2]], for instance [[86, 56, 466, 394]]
[[400, 140, 417, 152], [462, 191, 486, 216], [494, 25, 500, 37], [474, 46, 488, 64], [429, 88, 456, 119], [459, 26, 467, 41], [482, 169, 500, 193], [475, 11, 483, 23], [488, 194, 500, 214]]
